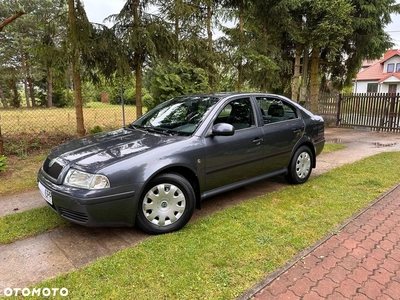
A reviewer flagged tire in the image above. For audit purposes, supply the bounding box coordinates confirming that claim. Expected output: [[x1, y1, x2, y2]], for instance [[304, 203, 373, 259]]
[[136, 173, 195, 234], [285, 146, 313, 184]]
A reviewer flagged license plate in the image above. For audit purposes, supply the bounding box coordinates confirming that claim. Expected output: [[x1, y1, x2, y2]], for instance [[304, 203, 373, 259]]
[[38, 182, 53, 205]]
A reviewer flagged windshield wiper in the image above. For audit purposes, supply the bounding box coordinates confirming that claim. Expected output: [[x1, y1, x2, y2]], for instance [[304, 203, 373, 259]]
[[129, 124, 181, 136], [127, 124, 142, 130], [138, 126, 175, 136], [150, 127, 179, 136]]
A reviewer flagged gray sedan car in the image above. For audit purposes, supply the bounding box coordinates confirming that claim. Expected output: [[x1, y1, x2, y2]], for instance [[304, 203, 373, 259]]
[[38, 93, 325, 234]]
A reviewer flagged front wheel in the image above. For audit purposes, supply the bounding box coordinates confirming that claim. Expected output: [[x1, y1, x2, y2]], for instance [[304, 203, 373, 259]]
[[136, 173, 195, 234], [285, 146, 313, 184]]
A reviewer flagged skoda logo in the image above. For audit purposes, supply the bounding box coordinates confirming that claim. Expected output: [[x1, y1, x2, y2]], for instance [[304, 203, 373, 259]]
[[49, 158, 63, 168], [49, 159, 56, 167]]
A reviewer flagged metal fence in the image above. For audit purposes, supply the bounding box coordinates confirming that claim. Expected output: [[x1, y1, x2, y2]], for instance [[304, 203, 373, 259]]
[[315, 92, 400, 133], [338, 93, 400, 132], [0, 101, 138, 155], [0, 102, 137, 137]]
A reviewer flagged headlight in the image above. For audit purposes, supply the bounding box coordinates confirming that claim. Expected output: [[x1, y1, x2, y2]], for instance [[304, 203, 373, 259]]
[[64, 169, 110, 189]]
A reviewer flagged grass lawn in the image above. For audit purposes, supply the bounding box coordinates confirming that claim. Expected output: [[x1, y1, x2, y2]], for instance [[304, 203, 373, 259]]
[[4, 151, 398, 299], [0, 154, 46, 195], [321, 142, 346, 153], [0, 207, 70, 244]]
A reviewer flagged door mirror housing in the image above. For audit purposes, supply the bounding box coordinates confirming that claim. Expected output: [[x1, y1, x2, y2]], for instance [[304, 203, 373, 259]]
[[212, 123, 235, 136]]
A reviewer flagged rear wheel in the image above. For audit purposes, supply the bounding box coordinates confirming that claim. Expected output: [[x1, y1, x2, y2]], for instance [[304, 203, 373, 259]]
[[136, 173, 195, 234], [285, 146, 313, 184]]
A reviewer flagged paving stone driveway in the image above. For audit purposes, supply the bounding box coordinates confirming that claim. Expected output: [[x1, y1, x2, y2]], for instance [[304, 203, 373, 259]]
[[242, 184, 400, 300]]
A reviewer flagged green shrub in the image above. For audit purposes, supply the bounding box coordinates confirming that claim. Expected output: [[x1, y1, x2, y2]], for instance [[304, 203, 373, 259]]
[[147, 61, 209, 109], [89, 125, 103, 134], [0, 155, 8, 172]]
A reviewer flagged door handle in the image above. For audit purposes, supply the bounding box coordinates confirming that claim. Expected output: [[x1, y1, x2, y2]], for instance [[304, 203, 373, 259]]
[[293, 129, 302, 134], [253, 137, 263, 145]]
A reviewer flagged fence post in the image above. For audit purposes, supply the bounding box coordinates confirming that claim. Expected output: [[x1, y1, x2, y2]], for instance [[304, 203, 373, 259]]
[[336, 93, 342, 127]]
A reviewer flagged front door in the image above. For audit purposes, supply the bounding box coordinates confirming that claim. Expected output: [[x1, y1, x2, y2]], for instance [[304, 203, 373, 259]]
[[203, 97, 265, 191], [388, 84, 397, 94]]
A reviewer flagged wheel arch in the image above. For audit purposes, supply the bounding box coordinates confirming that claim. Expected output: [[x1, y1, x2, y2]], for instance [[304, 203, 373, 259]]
[[293, 140, 316, 168], [141, 166, 201, 210]]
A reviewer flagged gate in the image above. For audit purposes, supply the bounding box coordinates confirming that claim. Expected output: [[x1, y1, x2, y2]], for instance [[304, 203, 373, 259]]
[[336, 93, 400, 133]]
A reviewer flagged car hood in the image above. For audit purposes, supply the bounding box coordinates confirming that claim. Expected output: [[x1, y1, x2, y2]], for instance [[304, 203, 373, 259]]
[[49, 128, 185, 171]]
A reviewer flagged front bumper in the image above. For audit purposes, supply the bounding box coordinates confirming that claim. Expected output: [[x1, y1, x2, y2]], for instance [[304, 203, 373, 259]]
[[37, 169, 140, 227]]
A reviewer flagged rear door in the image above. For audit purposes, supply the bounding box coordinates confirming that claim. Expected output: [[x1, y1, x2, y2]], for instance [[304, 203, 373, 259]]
[[256, 96, 304, 172], [203, 97, 265, 191]]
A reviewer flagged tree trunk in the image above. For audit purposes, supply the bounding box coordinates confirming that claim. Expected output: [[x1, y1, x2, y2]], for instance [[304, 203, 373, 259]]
[[0, 85, 8, 108], [28, 77, 36, 107], [72, 61, 85, 136], [135, 53, 142, 118], [206, 0, 214, 92], [26, 61, 36, 107], [132, 0, 142, 118], [299, 46, 310, 104], [20, 47, 31, 108], [10, 73, 20, 108], [237, 0, 244, 92], [23, 78, 30, 107], [68, 0, 85, 137], [174, 5, 180, 63], [47, 69, 53, 107], [309, 47, 320, 114], [261, 26, 269, 93], [291, 43, 302, 102]]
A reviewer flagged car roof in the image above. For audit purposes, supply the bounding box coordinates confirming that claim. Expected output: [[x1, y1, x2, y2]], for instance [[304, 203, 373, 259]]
[[181, 92, 285, 99]]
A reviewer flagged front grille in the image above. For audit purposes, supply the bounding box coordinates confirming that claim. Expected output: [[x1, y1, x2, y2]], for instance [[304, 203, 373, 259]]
[[59, 207, 89, 223], [43, 158, 64, 180]]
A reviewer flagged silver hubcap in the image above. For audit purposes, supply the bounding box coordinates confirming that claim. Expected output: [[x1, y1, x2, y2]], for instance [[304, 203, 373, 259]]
[[295, 151, 311, 179], [142, 183, 186, 226]]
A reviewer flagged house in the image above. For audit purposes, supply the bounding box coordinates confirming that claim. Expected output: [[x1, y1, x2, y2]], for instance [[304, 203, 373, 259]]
[[353, 49, 400, 94]]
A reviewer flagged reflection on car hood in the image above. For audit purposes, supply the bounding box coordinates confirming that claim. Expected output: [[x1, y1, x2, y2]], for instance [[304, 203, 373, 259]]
[[49, 128, 184, 171]]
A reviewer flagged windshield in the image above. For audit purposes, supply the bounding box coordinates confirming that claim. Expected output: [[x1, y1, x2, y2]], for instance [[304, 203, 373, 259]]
[[132, 95, 219, 135]]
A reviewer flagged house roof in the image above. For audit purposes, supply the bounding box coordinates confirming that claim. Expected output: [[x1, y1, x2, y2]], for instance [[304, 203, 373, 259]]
[[355, 49, 400, 81], [361, 59, 380, 69], [378, 73, 400, 83]]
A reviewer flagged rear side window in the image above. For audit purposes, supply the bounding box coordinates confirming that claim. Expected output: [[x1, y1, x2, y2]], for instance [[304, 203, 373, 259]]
[[256, 97, 298, 124]]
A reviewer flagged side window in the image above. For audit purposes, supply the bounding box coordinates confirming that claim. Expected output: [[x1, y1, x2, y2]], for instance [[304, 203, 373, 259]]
[[256, 97, 298, 124], [215, 98, 255, 130]]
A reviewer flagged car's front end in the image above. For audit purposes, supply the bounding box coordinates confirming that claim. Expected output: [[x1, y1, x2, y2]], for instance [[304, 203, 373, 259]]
[[37, 127, 191, 227], [38, 165, 139, 227]]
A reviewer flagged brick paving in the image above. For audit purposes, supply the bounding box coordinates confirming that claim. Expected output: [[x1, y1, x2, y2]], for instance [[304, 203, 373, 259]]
[[242, 183, 400, 300]]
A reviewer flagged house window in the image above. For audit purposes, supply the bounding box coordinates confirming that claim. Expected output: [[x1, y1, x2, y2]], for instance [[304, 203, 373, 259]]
[[387, 63, 394, 72], [367, 83, 378, 93], [396, 63, 400, 72]]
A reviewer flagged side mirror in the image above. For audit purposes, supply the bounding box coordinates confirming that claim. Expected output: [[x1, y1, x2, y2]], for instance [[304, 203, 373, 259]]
[[212, 123, 235, 136]]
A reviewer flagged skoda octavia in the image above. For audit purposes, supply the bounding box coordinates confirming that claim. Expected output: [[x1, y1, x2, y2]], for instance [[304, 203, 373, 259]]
[[38, 93, 325, 234]]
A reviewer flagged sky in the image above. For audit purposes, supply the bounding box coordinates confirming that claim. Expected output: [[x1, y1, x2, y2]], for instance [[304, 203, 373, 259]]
[[82, 0, 400, 49]]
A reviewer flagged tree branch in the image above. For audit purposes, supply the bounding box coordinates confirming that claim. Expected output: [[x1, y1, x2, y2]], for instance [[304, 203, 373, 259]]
[[0, 10, 26, 32]]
